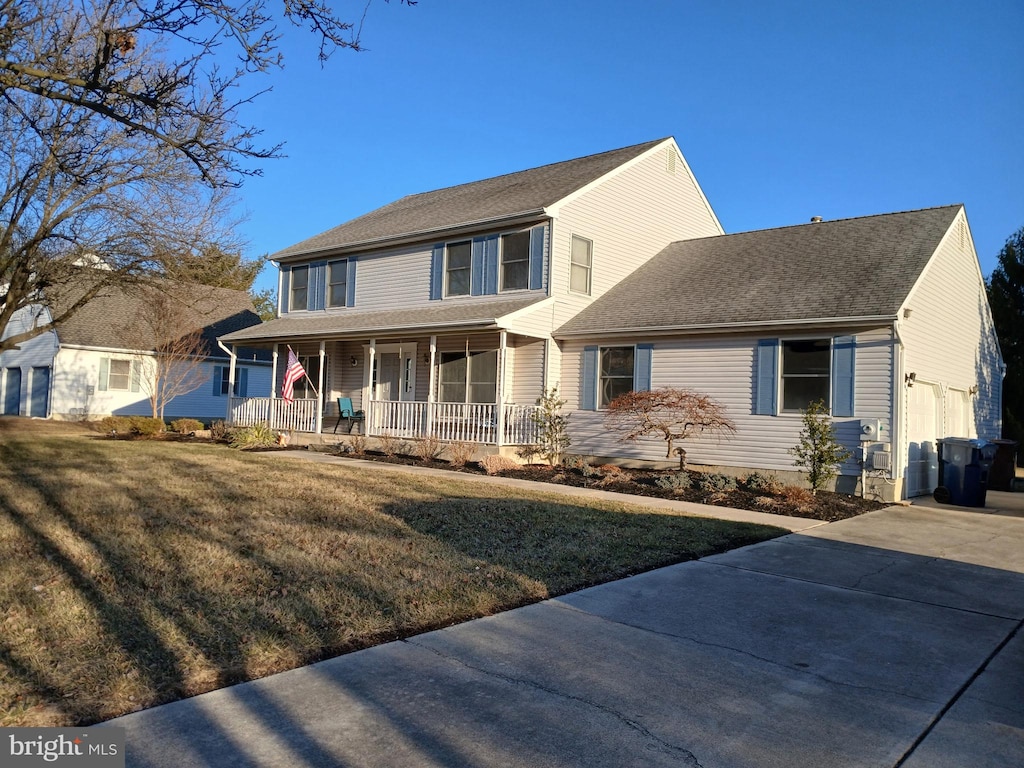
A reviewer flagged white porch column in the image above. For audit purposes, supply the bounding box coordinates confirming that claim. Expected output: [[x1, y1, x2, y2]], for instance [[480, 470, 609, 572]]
[[367, 339, 376, 436], [427, 335, 437, 435], [222, 344, 237, 422], [316, 340, 326, 434], [496, 330, 507, 447], [270, 345, 279, 431]]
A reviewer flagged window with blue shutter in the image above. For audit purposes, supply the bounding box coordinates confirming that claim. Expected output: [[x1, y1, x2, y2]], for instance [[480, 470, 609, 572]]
[[581, 346, 598, 410], [831, 335, 856, 417], [430, 244, 444, 300], [529, 225, 545, 290], [634, 344, 653, 392], [309, 261, 327, 311], [280, 266, 291, 314], [483, 234, 500, 294], [470, 238, 485, 296], [754, 339, 779, 415], [346, 258, 358, 307], [212, 366, 224, 396]]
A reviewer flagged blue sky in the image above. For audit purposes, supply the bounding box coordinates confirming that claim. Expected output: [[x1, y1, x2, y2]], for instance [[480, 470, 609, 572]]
[[235, 0, 1023, 296]]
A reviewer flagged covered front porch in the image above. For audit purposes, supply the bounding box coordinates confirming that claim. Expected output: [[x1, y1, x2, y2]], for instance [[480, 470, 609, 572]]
[[222, 329, 547, 447]]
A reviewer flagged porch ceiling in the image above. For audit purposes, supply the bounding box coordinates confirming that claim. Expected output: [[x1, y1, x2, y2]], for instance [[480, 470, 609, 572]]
[[219, 295, 546, 345]]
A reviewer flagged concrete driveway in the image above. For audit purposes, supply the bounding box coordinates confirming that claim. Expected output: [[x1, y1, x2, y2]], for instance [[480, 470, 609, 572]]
[[108, 502, 1024, 767]]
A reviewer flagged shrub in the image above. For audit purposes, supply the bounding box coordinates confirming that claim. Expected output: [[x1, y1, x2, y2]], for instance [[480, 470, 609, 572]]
[[789, 399, 851, 493], [446, 440, 475, 468], [563, 454, 601, 478], [346, 434, 368, 456], [414, 434, 443, 463], [376, 432, 401, 457], [127, 416, 166, 436], [210, 420, 233, 441], [97, 416, 133, 435], [694, 472, 737, 493], [531, 387, 571, 466], [742, 472, 783, 494], [515, 443, 541, 464], [779, 484, 815, 507], [229, 422, 276, 449], [655, 472, 692, 492], [170, 418, 204, 434], [478, 454, 519, 475]]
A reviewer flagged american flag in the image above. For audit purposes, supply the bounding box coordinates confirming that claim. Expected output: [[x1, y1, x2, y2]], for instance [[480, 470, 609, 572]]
[[282, 347, 306, 404]]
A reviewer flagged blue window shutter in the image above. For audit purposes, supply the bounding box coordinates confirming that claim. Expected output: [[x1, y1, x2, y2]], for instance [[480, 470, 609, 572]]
[[238, 368, 249, 397], [832, 335, 856, 417], [346, 258, 357, 307], [430, 245, 444, 300], [280, 266, 291, 314], [309, 262, 327, 311], [529, 225, 545, 290], [470, 237, 485, 296], [130, 360, 141, 393], [634, 344, 653, 392], [582, 346, 598, 411], [98, 358, 109, 391], [755, 339, 778, 416], [212, 366, 223, 396], [484, 235, 499, 295]]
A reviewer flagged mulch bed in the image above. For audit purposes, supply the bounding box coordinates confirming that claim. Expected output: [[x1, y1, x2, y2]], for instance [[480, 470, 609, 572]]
[[325, 450, 887, 522]]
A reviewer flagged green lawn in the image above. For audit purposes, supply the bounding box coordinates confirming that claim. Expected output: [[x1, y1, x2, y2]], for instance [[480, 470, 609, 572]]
[[0, 420, 786, 726]]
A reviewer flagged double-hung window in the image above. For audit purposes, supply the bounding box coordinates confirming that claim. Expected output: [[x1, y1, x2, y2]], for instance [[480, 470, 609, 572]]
[[570, 235, 592, 295], [446, 242, 472, 296], [107, 359, 133, 391], [780, 339, 831, 412], [290, 265, 309, 310], [438, 350, 498, 403], [599, 346, 634, 408], [328, 259, 348, 308], [500, 232, 530, 291]]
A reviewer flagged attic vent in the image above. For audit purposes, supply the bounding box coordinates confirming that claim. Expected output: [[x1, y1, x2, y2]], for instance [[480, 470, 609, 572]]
[[666, 148, 676, 175], [959, 219, 967, 249]]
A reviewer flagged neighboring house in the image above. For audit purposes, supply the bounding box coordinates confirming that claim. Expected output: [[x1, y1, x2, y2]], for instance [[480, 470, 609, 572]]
[[0, 279, 271, 421], [218, 137, 1002, 501]]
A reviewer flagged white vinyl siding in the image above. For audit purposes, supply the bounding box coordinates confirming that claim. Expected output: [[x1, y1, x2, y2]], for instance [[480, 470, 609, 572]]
[[562, 329, 892, 474], [899, 209, 1002, 441], [549, 143, 722, 333]]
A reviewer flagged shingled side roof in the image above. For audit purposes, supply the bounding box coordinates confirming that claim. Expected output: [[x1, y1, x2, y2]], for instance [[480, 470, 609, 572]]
[[52, 278, 264, 356], [273, 138, 669, 260], [556, 205, 963, 336]]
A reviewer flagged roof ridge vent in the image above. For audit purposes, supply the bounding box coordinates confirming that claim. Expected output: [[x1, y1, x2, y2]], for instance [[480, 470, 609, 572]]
[[810, 216, 823, 223]]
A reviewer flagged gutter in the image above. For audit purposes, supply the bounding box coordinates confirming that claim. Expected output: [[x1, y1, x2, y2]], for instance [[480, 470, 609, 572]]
[[554, 314, 899, 340]]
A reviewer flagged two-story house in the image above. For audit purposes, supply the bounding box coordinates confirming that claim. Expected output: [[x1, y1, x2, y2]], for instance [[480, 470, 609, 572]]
[[219, 137, 1003, 501]]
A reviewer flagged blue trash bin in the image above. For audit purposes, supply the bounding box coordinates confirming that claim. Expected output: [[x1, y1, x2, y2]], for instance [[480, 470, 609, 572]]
[[935, 438, 996, 507]]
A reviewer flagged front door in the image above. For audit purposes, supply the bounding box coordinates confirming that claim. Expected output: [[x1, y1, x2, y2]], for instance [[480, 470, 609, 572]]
[[378, 353, 401, 402]]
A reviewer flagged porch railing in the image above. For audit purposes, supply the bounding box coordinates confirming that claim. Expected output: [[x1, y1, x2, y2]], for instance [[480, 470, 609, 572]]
[[228, 397, 318, 433], [228, 397, 540, 445]]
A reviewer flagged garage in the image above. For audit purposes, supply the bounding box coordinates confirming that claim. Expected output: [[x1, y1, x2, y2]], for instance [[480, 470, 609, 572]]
[[906, 381, 941, 497]]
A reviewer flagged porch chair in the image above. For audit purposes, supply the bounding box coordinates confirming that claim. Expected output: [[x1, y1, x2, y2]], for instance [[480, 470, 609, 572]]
[[333, 397, 365, 434]]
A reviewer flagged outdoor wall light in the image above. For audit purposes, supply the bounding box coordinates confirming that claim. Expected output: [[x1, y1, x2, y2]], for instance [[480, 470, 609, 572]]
[[905, 372, 917, 387], [350, 356, 358, 367], [969, 385, 979, 396]]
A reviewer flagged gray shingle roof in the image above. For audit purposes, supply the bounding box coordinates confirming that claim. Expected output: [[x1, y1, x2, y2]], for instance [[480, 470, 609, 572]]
[[273, 139, 669, 260], [52, 278, 265, 357], [220, 295, 547, 343], [556, 205, 962, 337]]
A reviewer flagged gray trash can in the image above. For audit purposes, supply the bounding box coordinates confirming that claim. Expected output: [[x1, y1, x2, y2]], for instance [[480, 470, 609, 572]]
[[989, 439, 1019, 492], [934, 438, 997, 507]]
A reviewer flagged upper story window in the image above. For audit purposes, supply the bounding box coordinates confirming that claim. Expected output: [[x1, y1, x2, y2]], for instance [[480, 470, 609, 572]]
[[328, 259, 348, 308], [446, 241, 472, 296], [570, 235, 592, 295], [501, 231, 530, 291], [599, 346, 634, 408], [781, 339, 830, 412], [290, 265, 309, 310]]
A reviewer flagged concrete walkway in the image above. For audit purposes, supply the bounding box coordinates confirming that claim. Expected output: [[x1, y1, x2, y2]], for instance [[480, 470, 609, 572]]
[[106, 460, 1024, 767]]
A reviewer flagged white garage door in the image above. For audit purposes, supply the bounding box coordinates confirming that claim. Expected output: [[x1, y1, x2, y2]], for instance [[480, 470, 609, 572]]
[[906, 382, 941, 497]]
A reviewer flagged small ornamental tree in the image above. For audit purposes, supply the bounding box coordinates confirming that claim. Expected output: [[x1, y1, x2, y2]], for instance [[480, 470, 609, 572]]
[[605, 388, 736, 468], [531, 386, 571, 466], [789, 399, 851, 493]]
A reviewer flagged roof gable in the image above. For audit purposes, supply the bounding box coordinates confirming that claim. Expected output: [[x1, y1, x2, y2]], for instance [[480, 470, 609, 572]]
[[274, 138, 670, 260], [556, 205, 963, 336]]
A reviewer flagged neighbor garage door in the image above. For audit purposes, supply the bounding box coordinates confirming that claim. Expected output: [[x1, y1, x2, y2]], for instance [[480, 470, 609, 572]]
[[906, 382, 941, 497]]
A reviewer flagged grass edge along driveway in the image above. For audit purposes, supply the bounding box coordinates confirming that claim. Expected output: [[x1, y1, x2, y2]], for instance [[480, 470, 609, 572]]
[[0, 432, 786, 726]]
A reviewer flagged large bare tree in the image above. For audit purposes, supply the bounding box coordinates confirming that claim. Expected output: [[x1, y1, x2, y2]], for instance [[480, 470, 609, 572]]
[[0, 0, 409, 352]]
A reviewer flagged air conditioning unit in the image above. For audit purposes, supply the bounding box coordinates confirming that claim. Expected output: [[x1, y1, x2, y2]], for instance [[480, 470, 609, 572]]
[[871, 451, 892, 471], [858, 419, 880, 442]]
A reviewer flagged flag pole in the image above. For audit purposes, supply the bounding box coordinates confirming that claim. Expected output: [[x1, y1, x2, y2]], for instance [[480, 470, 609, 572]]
[[287, 345, 320, 399]]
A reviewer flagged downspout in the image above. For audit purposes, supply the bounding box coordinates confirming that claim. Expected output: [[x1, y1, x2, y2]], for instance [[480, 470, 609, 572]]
[[270, 346, 279, 431], [496, 330, 507, 447], [892, 319, 905, 499], [217, 340, 237, 424]]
